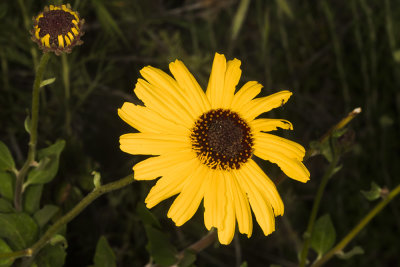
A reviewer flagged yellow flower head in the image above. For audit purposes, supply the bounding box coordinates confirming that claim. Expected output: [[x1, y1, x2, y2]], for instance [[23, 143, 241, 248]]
[[118, 53, 310, 245], [31, 4, 84, 55]]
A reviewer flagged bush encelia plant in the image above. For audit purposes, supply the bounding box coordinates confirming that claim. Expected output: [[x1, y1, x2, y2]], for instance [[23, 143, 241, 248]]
[[0, 1, 399, 266]]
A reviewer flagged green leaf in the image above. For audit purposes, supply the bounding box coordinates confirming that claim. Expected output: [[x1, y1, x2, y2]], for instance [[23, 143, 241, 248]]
[[0, 141, 15, 172], [240, 262, 248, 267], [26, 140, 65, 186], [33, 205, 59, 228], [93, 236, 116, 267], [276, 0, 294, 19], [0, 238, 14, 267], [336, 246, 364, 260], [49, 234, 68, 249], [231, 0, 251, 41], [144, 225, 177, 267], [136, 203, 160, 228], [0, 172, 14, 201], [179, 250, 196, 267], [0, 212, 38, 250], [0, 199, 13, 213], [311, 214, 336, 258], [92, 171, 101, 189], [40, 78, 56, 88], [361, 182, 382, 201], [34, 244, 66, 267], [24, 116, 31, 134], [23, 184, 43, 214]]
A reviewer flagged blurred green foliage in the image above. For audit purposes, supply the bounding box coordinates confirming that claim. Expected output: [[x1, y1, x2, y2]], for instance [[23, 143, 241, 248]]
[[0, 0, 399, 266]]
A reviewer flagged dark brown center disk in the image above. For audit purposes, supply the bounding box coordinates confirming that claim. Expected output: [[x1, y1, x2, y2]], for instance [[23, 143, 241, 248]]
[[38, 10, 75, 46], [190, 109, 253, 170]]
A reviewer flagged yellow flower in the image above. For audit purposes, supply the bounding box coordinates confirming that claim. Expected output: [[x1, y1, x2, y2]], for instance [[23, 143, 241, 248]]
[[31, 4, 84, 55], [118, 53, 310, 244]]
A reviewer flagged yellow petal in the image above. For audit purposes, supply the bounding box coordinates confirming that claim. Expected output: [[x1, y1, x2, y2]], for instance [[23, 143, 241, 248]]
[[68, 32, 74, 42], [58, 35, 64, 48], [203, 170, 219, 230], [49, 5, 55, 10], [234, 167, 275, 236], [133, 149, 196, 180], [245, 160, 284, 216], [119, 133, 190, 155], [254, 148, 310, 182], [254, 132, 305, 160], [225, 171, 252, 237], [41, 34, 50, 48], [35, 28, 40, 40], [206, 53, 227, 108], [140, 66, 196, 120], [250, 118, 293, 132], [65, 35, 71, 46], [240, 90, 292, 121], [71, 27, 79, 36], [134, 79, 193, 128], [220, 58, 242, 108], [145, 159, 199, 208], [118, 102, 189, 135], [217, 173, 236, 245], [169, 59, 211, 117], [230, 81, 262, 111], [167, 164, 209, 226]]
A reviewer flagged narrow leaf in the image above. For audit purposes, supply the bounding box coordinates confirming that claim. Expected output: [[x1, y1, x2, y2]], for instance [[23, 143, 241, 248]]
[[276, 0, 294, 19], [0, 199, 13, 213], [23, 184, 43, 214], [34, 244, 66, 267], [40, 77, 56, 87], [336, 246, 364, 260], [231, 0, 251, 41]]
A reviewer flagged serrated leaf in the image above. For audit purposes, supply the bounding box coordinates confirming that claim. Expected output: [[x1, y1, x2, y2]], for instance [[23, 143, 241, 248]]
[[336, 246, 364, 260], [361, 182, 381, 201], [0, 141, 15, 172], [34, 244, 66, 267], [0, 238, 14, 267], [40, 78, 56, 88], [23, 184, 43, 214], [0, 213, 38, 250], [0, 172, 14, 201], [144, 225, 177, 267], [93, 236, 116, 267], [26, 140, 65, 186], [33, 205, 59, 228], [311, 214, 336, 258]]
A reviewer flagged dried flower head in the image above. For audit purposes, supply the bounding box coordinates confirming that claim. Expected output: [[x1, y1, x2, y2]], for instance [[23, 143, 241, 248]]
[[31, 4, 84, 55]]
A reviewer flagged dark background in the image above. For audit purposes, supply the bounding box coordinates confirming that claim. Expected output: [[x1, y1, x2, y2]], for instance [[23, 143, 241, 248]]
[[0, 0, 399, 266]]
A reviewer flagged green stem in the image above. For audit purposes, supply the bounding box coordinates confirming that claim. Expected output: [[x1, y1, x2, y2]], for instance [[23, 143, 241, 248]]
[[1, 174, 133, 261], [61, 54, 71, 135], [312, 184, 400, 267], [299, 155, 340, 267], [14, 52, 51, 211]]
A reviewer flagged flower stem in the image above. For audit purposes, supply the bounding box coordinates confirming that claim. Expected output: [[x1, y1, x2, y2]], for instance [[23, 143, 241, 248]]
[[312, 184, 400, 267], [299, 155, 340, 267], [1, 174, 133, 261], [61, 54, 71, 135], [14, 52, 51, 211]]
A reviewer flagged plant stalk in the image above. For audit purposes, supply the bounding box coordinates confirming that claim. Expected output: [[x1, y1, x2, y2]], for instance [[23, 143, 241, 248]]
[[14, 52, 51, 211], [299, 155, 340, 267], [312, 184, 400, 267]]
